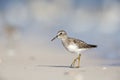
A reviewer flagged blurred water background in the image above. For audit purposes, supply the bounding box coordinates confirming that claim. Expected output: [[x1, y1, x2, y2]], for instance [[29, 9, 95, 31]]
[[0, 0, 120, 66]]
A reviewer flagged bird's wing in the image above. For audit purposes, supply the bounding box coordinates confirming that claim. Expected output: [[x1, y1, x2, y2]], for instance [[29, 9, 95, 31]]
[[69, 38, 94, 48]]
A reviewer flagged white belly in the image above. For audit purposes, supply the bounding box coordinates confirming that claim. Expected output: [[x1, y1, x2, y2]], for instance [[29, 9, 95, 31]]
[[67, 44, 86, 54]]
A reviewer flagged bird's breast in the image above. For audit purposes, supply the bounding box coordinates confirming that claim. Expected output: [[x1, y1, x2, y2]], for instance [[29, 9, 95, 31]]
[[67, 44, 78, 53], [65, 44, 87, 54]]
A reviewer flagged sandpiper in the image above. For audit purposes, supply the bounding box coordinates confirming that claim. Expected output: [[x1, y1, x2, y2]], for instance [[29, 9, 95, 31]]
[[51, 30, 97, 68]]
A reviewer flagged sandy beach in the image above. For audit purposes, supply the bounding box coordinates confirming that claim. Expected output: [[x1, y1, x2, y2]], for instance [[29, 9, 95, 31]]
[[0, 43, 120, 80]]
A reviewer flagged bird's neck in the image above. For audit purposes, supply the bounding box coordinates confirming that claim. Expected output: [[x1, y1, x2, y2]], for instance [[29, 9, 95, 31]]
[[61, 36, 68, 41]]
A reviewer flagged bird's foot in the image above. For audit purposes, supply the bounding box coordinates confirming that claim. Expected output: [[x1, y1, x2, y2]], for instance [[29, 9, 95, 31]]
[[69, 65, 80, 68], [74, 66, 80, 68], [70, 64, 80, 68], [70, 64, 74, 68]]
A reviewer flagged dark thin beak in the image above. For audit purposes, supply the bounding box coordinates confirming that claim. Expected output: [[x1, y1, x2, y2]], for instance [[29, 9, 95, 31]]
[[51, 35, 58, 41]]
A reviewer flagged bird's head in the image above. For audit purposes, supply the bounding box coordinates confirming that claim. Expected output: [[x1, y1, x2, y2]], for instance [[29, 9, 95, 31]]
[[51, 30, 67, 41]]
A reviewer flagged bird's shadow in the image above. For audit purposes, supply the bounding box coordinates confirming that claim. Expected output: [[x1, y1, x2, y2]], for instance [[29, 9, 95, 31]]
[[36, 64, 71, 68]]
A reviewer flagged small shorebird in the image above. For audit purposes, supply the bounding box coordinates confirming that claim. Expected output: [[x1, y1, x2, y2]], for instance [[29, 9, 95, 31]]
[[51, 30, 97, 68]]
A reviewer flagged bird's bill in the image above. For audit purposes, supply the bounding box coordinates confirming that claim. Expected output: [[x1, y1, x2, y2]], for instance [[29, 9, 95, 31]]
[[51, 35, 58, 41]]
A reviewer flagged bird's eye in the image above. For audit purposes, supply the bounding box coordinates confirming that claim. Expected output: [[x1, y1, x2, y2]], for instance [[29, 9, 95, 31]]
[[59, 32, 62, 35]]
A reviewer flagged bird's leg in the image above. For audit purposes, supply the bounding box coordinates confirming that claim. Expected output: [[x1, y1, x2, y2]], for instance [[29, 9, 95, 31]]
[[76, 54, 81, 68], [70, 54, 81, 68], [70, 58, 77, 68]]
